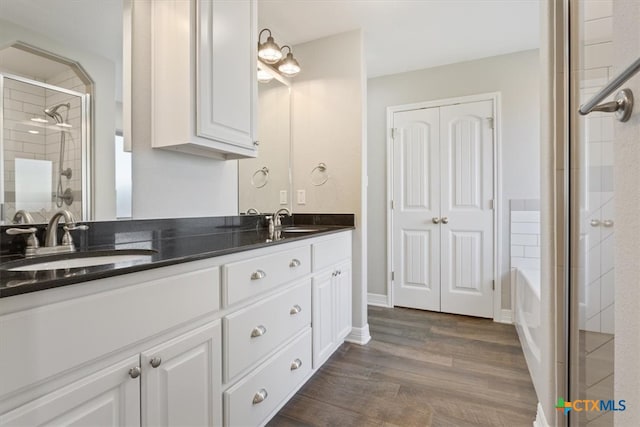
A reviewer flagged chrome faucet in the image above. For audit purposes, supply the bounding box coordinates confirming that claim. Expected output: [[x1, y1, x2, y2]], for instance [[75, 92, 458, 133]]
[[273, 208, 292, 228], [12, 210, 35, 224], [43, 209, 88, 254]]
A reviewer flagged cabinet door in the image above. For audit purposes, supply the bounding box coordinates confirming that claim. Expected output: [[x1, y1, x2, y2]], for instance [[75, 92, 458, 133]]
[[197, 0, 257, 150], [312, 270, 335, 368], [141, 321, 222, 427], [0, 356, 140, 426], [335, 261, 353, 342]]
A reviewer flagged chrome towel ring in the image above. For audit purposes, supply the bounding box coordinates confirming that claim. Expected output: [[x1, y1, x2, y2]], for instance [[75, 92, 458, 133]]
[[251, 166, 269, 188], [310, 162, 329, 186]]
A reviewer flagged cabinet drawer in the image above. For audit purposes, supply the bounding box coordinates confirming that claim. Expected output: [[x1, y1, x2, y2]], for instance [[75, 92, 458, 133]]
[[223, 281, 310, 382], [224, 328, 312, 427], [312, 232, 352, 271], [222, 246, 310, 306]]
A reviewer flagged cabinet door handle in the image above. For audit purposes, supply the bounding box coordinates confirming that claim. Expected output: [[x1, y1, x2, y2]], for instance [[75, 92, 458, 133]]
[[251, 270, 266, 280], [251, 325, 267, 338], [441, 217, 449, 224], [337, 270, 342, 275], [128, 366, 141, 379], [432, 217, 440, 224], [290, 304, 302, 315], [149, 357, 162, 368], [290, 358, 302, 371], [289, 258, 301, 268], [603, 219, 614, 227], [252, 388, 268, 404], [590, 219, 601, 227]]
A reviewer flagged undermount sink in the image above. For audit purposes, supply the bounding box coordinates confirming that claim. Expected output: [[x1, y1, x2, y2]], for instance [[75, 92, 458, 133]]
[[281, 226, 327, 233], [2, 249, 156, 272]]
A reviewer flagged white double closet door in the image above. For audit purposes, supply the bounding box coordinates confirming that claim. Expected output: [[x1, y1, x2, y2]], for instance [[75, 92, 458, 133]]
[[392, 100, 494, 318]]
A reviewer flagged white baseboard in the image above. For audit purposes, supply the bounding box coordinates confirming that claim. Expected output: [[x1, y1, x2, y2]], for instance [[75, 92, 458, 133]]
[[368, 293, 390, 307], [345, 324, 371, 345], [495, 309, 513, 324], [533, 402, 550, 427]]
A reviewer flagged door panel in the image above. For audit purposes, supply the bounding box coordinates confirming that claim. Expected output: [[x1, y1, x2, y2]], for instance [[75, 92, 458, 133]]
[[440, 101, 494, 318], [392, 107, 440, 310]]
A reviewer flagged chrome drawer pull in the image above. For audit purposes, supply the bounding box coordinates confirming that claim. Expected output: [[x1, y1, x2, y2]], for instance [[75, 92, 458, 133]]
[[251, 325, 267, 338], [149, 357, 162, 368], [290, 358, 302, 371], [290, 304, 302, 315], [252, 388, 268, 404], [251, 270, 266, 280], [289, 258, 301, 268]]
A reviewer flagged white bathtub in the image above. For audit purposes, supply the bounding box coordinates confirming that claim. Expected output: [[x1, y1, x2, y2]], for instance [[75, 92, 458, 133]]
[[514, 267, 541, 384]]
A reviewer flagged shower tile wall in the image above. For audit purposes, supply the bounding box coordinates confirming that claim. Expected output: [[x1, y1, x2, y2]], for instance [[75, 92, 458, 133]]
[[2, 78, 47, 221], [2, 73, 83, 222], [579, 0, 614, 335]]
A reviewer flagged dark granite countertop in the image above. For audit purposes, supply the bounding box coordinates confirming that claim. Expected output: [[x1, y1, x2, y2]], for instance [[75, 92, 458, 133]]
[[0, 214, 354, 298]]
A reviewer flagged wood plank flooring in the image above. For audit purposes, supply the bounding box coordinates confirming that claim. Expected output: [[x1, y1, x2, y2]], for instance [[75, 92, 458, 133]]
[[268, 306, 537, 427]]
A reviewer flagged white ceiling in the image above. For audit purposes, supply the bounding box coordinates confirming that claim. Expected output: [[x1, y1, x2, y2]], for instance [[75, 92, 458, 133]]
[[0, 0, 122, 65], [258, 0, 541, 78]]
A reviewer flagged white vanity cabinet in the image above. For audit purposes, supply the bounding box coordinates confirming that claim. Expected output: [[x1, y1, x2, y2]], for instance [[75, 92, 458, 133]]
[[0, 356, 141, 426], [311, 234, 353, 368], [141, 321, 222, 426], [0, 261, 223, 426], [150, 0, 257, 159], [0, 229, 353, 427]]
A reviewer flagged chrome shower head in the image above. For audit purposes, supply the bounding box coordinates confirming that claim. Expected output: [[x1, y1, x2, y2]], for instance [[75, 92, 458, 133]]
[[44, 102, 70, 123]]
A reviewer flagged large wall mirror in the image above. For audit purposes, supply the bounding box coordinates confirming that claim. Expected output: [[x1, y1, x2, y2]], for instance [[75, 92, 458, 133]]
[[238, 61, 292, 214], [0, 0, 126, 224]]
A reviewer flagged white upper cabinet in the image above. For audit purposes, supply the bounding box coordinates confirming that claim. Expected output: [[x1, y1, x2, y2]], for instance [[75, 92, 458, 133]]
[[151, 0, 257, 159]]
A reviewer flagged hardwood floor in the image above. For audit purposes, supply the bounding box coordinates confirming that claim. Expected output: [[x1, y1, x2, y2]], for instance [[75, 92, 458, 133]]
[[268, 306, 537, 427]]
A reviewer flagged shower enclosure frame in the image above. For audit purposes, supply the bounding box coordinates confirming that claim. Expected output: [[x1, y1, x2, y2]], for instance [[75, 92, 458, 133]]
[[0, 72, 91, 221]]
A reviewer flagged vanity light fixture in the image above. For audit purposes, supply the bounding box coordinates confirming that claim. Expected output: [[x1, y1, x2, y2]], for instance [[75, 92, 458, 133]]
[[258, 28, 283, 64], [257, 68, 274, 83], [277, 46, 301, 77]]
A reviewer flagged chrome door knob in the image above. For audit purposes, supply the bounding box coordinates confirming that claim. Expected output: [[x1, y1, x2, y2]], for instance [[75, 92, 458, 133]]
[[432, 217, 440, 224], [289, 258, 301, 268], [290, 304, 302, 315], [150, 357, 162, 368], [590, 219, 601, 227], [603, 219, 614, 227], [290, 358, 302, 370], [441, 217, 449, 224], [129, 366, 141, 379], [251, 270, 266, 280]]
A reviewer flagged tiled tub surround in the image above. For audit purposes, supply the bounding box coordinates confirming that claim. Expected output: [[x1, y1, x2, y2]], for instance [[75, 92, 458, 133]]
[[0, 214, 354, 297]]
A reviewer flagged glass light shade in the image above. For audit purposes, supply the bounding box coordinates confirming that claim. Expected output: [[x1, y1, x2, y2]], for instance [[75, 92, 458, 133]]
[[258, 36, 282, 64], [278, 52, 300, 77], [257, 68, 274, 83]]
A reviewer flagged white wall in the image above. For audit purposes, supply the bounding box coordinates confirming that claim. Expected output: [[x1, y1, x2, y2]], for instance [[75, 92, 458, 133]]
[[291, 30, 369, 343], [367, 49, 540, 309], [613, 2, 640, 425], [0, 18, 116, 220], [130, 1, 237, 218]]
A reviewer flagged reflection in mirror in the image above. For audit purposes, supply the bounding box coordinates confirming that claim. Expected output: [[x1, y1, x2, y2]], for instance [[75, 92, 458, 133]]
[[238, 63, 292, 214], [0, 0, 125, 223], [1, 46, 90, 224]]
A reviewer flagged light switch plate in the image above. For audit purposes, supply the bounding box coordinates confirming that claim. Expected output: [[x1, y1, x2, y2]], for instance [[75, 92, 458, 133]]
[[297, 190, 306, 205], [279, 190, 287, 204]]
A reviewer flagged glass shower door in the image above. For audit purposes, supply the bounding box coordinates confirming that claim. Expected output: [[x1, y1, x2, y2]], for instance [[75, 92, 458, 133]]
[[570, 1, 639, 425]]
